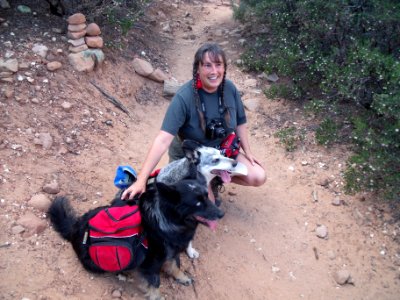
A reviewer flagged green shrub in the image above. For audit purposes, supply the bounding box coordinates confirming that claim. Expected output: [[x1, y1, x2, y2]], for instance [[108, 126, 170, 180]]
[[235, 0, 400, 200], [264, 84, 301, 101], [315, 118, 338, 145], [274, 126, 305, 152]]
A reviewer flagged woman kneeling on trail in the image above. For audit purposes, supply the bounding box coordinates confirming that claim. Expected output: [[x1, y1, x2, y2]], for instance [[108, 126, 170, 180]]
[[122, 43, 266, 202]]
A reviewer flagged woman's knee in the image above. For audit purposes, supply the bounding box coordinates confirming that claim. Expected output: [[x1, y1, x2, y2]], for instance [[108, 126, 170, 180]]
[[251, 168, 266, 186]]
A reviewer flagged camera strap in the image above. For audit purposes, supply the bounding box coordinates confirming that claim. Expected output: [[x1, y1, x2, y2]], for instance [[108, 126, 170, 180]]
[[198, 89, 225, 122]]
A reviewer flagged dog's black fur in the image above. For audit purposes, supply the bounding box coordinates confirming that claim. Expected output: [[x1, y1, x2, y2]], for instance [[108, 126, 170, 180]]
[[48, 173, 224, 299]]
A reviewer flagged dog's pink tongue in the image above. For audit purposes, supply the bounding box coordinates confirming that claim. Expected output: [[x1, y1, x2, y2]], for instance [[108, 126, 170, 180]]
[[206, 220, 218, 231], [219, 170, 231, 183]]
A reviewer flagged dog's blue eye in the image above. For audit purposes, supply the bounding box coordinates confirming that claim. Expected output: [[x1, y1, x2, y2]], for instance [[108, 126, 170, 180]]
[[212, 158, 220, 164]]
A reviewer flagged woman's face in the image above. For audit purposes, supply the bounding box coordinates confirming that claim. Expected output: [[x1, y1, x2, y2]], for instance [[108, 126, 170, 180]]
[[197, 52, 225, 93]]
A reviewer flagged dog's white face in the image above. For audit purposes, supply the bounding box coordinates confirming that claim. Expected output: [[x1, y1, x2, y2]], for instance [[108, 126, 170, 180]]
[[196, 146, 247, 185]]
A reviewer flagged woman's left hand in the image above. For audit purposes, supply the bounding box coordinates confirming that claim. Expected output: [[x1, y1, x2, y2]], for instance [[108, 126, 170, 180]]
[[243, 151, 261, 166]]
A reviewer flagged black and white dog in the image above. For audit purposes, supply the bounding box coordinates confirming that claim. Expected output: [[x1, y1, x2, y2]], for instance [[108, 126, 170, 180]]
[[157, 140, 248, 258], [48, 173, 224, 300]]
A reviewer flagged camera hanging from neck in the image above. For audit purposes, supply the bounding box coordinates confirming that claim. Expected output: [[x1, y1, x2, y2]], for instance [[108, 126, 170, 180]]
[[196, 86, 231, 138]]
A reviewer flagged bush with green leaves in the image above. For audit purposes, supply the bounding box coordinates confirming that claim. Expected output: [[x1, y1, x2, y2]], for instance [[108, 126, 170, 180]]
[[234, 0, 400, 200], [274, 126, 305, 152]]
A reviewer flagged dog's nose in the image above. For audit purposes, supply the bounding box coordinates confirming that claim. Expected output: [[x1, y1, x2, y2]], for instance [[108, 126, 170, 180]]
[[232, 161, 237, 167], [217, 209, 225, 219]]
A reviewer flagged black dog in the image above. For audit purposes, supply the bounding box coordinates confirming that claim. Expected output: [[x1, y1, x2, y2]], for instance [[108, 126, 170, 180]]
[[48, 175, 224, 300]]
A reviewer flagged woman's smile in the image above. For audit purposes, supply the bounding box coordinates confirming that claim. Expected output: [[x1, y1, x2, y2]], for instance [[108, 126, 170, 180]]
[[198, 52, 225, 93]]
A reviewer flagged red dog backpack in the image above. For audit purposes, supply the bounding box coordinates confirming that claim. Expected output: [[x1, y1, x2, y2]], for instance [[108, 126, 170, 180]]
[[86, 203, 148, 272]]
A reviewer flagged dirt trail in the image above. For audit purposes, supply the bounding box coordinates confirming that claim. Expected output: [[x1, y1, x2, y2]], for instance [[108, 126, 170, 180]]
[[0, 1, 399, 300]]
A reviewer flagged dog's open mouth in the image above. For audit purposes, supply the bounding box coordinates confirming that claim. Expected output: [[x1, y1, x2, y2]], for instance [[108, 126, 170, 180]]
[[195, 216, 218, 231], [211, 170, 232, 183]]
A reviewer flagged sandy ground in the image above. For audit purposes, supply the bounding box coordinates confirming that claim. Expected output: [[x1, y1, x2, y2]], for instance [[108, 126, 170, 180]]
[[0, 1, 399, 299]]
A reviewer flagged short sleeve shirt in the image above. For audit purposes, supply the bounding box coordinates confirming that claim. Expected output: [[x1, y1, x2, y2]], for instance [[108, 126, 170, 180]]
[[161, 79, 246, 147]]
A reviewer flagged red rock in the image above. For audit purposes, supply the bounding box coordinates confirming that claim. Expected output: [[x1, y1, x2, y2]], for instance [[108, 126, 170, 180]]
[[67, 30, 86, 40], [46, 61, 62, 71], [148, 68, 168, 83], [86, 23, 101, 36], [68, 23, 87, 32], [85, 36, 103, 48], [69, 44, 89, 53], [67, 13, 86, 25], [68, 52, 95, 72]]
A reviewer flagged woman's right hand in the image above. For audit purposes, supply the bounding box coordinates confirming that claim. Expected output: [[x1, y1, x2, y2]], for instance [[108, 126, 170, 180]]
[[121, 179, 147, 200]]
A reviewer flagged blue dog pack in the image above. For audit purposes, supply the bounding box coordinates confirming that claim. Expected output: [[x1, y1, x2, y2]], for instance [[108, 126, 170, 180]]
[[114, 165, 137, 189]]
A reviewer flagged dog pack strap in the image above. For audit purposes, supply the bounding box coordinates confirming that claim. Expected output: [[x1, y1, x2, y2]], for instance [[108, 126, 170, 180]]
[[105, 205, 139, 221]]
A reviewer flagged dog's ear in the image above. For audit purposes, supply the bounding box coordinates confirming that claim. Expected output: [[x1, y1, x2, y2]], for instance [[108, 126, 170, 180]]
[[182, 140, 201, 164]]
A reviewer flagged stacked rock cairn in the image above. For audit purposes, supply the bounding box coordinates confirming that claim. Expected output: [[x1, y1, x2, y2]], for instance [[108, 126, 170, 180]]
[[67, 13, 105, 72], [67, 13, 103, 53]]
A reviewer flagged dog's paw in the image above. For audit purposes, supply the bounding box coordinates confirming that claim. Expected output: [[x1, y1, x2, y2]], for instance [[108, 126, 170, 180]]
[[176, 273, 193, 286], [145, 287, 164, 300], [186, 243, 200, 259]]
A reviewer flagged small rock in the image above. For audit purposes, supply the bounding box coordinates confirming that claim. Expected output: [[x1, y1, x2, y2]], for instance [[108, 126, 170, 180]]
[[244, 78, 257, 88], [18, 61, 30, 70], [67, 13, 86, 25], [333, 269, 351, 285], [1, 77, 13, 83], [86, 23, 101, 36], [162, 22, 171, 33], [271, 265, 280, 273], [67, 30, 86, 40], [28, 194, 51, 212], [52, 27, 63, 34], [68, 52, 95, 72], [68, 37, 85, 47], [111, 289, 122, 298], [11, 225, 25, 235], [67, 23, 87, 32], [85, 49, 105, 67], [331, 198, 342, 206], [1, 0, 11, 9], [243, 98, 260, 112], [266, 73, 279, 82], [132, 58, 154, 77], [148, 68, 168, 83], [327, 250, 336, 260], [17, 5, 31, 13], [0, 58, 18, 73], [117, 274, 127, 281], [3, 87, 14, 98], [35, 132, 53, 149], [46, 61, 62, 71], [238, 38, 246, 46], [42, 181, 60, 194], [315, 225, 328, 239], [32, 43, 48, 58], [18, 212, 47, 235], [68, 44, 88, 53], [316, 177, 330, 187], [61, 101, 72, 112], [0, 71, 13, 78], [85, 36, 103, 48]]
